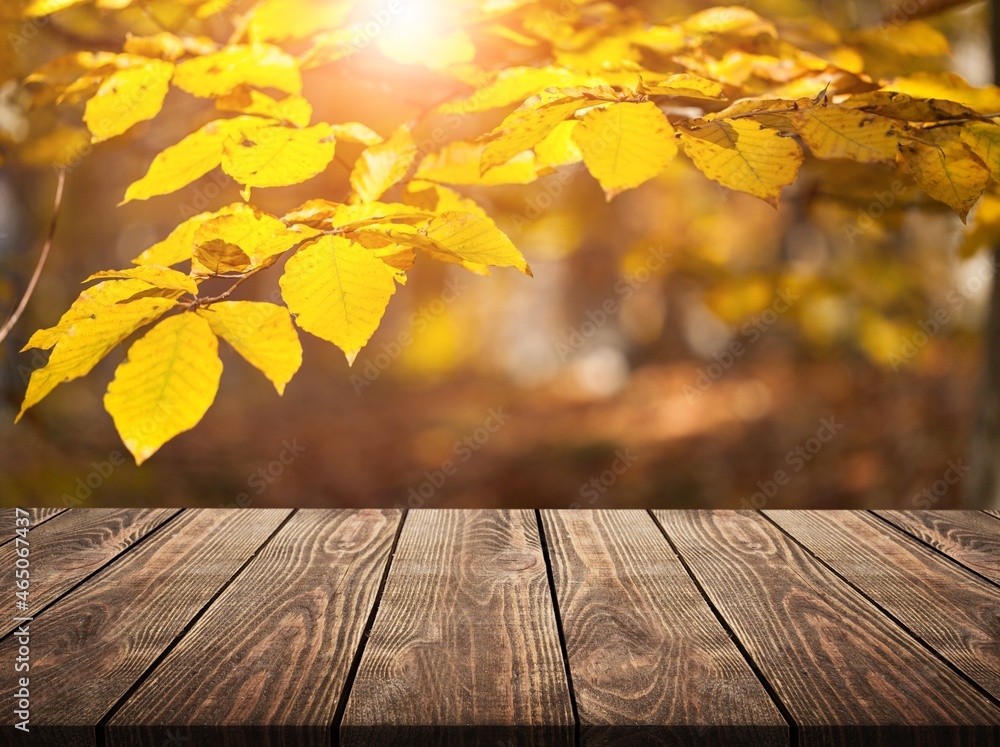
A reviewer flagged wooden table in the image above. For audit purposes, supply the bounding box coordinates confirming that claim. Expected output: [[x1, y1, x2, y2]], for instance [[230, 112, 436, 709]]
[[1, 509, 999, 746]]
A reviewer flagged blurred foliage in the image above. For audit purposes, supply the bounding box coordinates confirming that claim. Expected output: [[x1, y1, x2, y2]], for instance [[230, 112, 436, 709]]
[[0, 0, 994, 507]]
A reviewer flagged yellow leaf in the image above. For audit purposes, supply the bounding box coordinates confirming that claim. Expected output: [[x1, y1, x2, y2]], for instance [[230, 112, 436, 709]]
[[193, 240, 251, 276], [197, 301, 301, 394], [403, 180, 491, 219], [284, 200, 432, 229], [173, 44, 302, 98], [329, 122, 383, 145], [17, 126, 91, 168], [416, 141, 538, 185], [133, 204, 244, 266], [638, 74, 725, 100], [481, 96, 586, 172], [18, 290, 178, 420], [24, 0, 86, 16], [23, 279, 175, 351], [849, 21, 950, 57], [439, 66, 601, 114], [247, 0, 351, 42], [680, 119, 803, 206], [216, 89, 313, 127], [85, 266, 198, 295], [883, 73, 1000, 115], [123, 32, 217, 62], [425, 211, 531, 275], [789, 106, 899, 164], [350, 125, 417, 204], [221, 121, 336, 197], [901, 132, 989, 221], [280, 236, 397, 363], [83, 60, 173, 143], [105, 313, 222, 464], [573, 101, 677, 199], [534, 120, 583, 168], [190, 203, 316, 264], [682, 6, 773, 36], [122, 118, 235, 203], [960, 122, 1000, 182]]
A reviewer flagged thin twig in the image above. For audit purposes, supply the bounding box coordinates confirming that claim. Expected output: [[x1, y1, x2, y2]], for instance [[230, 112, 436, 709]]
[[0, 167, 66, 346]]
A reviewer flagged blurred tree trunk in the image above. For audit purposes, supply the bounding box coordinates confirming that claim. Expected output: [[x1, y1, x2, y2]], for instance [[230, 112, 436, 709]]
[[964, 1, 1000, 509]]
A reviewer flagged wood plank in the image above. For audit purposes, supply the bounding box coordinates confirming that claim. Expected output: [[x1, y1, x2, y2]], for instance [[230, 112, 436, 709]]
[[0, 509, 66, 546], [542, 509, 787, 746], [874, 510, 1000, 586], [0, 508, 292, 745], [0, 509, 178, 638], [341, 509, 573, 746], [106, 509, 402, 747], [765, 510, 1000, 702], [987, 511, 1000, 520], [654, 510, 1000, 746]]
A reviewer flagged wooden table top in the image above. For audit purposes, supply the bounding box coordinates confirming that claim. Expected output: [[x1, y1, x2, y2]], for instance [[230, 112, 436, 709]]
[[1, 508, 999, 746]]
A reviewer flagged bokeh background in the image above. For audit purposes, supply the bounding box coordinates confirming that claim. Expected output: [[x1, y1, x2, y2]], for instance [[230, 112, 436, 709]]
[[0, 0, 994, 508]]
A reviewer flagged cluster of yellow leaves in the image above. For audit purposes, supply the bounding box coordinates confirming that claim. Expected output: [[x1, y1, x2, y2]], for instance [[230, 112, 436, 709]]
[[19, 196, 529, 462], [14, 0, 1000, 461]]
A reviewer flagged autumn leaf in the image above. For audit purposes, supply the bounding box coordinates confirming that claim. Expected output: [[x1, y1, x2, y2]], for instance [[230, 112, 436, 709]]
[[417, 141, 539, 185], [198, 301, 302, 394], [350, 125, 417, 204], [534, 120, 583, 168], [328, 122, 383, 145], [122, 118, 235, 203], [425, 212, 531, 275], [172, 43, 302, 98], [960, 122, 1000, 182], [84, 266, 198, 295], [18, 284, 179, 420], [190, 203, 318, 265], [280, 236, 398, 364], [216, 89, 313, 127], [439, 66, 601, 114], [481, 96, 587, 172], [789, 106, 899, 164], [105, 313, 223, 464], [901, 131, 989, 220], [573, 101, 678, 199], [24, 0, 86, 17], [221, 120, 336, 198], [638, 74, 725, 100], [680, 118, 803, 205], [83, 59, 173, 143]]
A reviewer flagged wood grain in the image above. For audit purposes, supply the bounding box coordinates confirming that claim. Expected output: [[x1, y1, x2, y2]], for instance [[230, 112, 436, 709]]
[[542, 510, 787, 747], [0, 509, 65, 546], [106, 509, 401, 747], [0, 508, 291, 745], [765, 510, 1000, 701], [0, 509, 178, 637], [341, 509, 574, 746], [654, 510, 1000, 746], [874, 510, 1000, 586]]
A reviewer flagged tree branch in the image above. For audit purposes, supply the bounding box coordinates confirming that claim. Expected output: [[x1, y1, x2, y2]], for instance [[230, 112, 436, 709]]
[[0, 167, 66, 346]]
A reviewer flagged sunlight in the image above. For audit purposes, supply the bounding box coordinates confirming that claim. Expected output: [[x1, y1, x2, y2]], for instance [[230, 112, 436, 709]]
[[363, 0, 462, 66]]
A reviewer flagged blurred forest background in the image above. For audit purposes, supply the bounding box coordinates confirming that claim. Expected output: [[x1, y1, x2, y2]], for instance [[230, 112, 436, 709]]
[[0, 0, 995, 508]]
